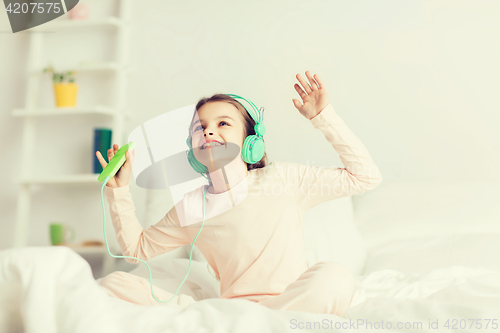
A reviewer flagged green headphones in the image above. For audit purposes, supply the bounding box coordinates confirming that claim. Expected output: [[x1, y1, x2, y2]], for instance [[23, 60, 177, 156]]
[[185, 94, 266, 177]]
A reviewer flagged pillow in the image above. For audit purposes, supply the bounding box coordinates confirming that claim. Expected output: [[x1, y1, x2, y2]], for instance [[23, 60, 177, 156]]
[[363, 233, 500, 276], [353, 181, 500, 250], [303, 195, 367, 276]]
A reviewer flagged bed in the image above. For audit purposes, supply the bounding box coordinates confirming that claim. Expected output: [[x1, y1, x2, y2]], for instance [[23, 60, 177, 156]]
[[1, 181, 500, 332]]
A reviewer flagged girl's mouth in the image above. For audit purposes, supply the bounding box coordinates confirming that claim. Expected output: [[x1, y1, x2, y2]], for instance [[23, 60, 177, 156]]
[[201, 141, 225, 150]]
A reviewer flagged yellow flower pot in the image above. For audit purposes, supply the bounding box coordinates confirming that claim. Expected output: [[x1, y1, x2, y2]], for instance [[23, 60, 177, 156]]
[[53, 83, 78, 107]]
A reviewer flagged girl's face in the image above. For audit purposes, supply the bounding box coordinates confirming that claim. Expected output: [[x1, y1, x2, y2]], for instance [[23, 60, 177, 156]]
[[191, 101, 247, 166]]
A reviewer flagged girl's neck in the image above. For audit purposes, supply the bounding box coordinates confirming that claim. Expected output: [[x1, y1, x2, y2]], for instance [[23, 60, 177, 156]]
[[207, 153, 249, 194]]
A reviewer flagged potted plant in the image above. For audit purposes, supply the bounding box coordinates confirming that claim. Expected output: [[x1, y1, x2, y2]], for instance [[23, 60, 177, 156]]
[[43, 65, 78, 107]]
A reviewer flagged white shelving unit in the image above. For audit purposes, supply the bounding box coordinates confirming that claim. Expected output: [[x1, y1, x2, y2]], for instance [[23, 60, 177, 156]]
[[11, 0, 132, 277]]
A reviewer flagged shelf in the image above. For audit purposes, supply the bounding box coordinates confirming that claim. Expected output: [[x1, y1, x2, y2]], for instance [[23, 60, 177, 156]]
[[54, 244, 115, 255], [12, 106, 118, 117], [13, 1, 131, 258], [30, 17, 123, 32], [32, 61, 121, 74], [15, 173, 103, 185]]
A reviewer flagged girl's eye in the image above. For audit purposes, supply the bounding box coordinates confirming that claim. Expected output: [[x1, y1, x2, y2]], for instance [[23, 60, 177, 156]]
[[194, 121, 230, 132]]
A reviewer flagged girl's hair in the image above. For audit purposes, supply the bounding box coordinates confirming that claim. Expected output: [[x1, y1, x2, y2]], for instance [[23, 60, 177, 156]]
[[190, 93, 269, 185]]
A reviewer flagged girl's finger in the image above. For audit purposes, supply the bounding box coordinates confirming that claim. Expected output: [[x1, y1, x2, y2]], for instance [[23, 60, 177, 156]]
[[294, 83, 307, 99], [305, 71, 318, 90], [107, 148, 114, 163], [128, 150, 135, 163], [314, 74, 324, 89], [296, 73, 312, 94], [96, 151, 108, 168]]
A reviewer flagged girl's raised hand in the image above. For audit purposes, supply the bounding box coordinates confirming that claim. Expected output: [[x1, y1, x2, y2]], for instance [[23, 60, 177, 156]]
[[292, 71, 329, 120]]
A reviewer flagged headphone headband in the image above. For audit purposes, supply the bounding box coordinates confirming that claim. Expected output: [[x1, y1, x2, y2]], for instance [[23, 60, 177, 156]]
[[225, 94, 263, 125], [187, 94, 264, 135]]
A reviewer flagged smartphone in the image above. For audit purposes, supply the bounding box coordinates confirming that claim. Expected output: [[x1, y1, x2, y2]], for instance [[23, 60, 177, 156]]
[[97, 142, 135, 183]]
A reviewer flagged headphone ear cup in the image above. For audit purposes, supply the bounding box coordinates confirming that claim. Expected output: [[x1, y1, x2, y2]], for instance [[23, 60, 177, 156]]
[[187, 149, 209, 174], [186, 135, 209, 174], [242, 135, 265, 164]]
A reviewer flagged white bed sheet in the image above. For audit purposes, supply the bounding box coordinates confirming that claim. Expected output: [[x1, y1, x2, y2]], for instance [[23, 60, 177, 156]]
[[1, 246, 500, 333]]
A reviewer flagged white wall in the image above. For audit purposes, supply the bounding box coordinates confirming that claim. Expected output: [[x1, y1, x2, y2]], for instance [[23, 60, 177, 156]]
[[1, 0, 499, 273]]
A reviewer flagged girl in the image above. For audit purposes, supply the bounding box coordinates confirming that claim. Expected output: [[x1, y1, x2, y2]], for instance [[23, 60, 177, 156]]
[[96, 71, 382, 317]]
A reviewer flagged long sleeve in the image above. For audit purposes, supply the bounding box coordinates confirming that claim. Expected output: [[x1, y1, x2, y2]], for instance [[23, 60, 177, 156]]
[[274, 103, 383, 211], [104, 184, 192, 264]]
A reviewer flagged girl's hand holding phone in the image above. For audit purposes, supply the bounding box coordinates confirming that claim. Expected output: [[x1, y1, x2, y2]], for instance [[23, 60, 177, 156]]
[[292, 71, 330, 120], [95, 143, 135, 188]]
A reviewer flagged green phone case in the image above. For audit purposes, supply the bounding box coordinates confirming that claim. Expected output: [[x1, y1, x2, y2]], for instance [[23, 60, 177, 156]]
[[97, 142, 135, 183]]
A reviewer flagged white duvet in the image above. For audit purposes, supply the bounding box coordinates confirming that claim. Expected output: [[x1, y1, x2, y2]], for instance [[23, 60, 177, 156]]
[[1, 246, 500, 333]]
